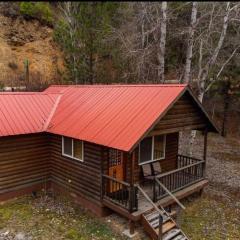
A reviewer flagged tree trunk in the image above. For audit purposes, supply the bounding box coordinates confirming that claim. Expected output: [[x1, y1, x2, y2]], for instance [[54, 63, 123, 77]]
[[189, 83, 205, 156], [221, 80, 231, 136], [183, 2, 197, 84], [158, 2, 167, 83], [198, 2, 230, 85]]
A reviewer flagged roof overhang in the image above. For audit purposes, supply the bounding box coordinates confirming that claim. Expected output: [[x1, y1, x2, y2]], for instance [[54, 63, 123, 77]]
[[128, 86, 219, 153]]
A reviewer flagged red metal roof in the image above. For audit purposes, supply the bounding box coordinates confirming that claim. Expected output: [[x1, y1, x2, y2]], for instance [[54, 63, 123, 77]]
[[46, 84, 187, 151], [4, 84, 217, 151], [0, 93, 59, 137]]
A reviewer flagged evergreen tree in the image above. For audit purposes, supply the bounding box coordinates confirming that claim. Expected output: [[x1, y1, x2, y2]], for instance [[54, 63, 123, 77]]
[[54, 2, 120, 84]]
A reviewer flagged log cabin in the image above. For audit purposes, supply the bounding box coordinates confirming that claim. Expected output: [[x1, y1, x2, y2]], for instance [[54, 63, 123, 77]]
[[0, 84, 219, 240]]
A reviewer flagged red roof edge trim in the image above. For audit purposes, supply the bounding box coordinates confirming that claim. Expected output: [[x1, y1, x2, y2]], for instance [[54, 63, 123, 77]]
[[128, 86, 187, 152]]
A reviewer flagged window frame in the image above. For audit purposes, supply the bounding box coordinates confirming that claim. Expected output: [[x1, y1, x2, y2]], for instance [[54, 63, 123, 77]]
[[62, 136, 84, 162], [138, 135, 166, 165]]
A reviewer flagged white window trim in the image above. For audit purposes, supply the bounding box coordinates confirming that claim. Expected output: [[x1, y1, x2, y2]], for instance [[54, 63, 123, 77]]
[[138, 135, 166, 165], [62, 136, 84, 162]]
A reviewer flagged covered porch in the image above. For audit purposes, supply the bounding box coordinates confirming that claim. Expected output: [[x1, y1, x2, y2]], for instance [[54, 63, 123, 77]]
[[99, 87, 219, 238], [101, 150, 207, 220]]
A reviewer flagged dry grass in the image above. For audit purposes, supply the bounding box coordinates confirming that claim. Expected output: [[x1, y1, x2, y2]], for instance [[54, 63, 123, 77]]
[[178, 189, 240, 240], [0, 194, 126, 240]]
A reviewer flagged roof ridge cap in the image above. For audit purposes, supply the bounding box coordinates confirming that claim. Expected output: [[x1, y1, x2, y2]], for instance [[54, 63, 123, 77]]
[[42, 95, 62, 131], [48, 84, 188, 88]]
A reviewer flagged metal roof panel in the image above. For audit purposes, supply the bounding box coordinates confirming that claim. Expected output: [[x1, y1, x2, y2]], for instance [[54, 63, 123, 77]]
[[0, 93, 59, 137], [47, 85, 187, 151]]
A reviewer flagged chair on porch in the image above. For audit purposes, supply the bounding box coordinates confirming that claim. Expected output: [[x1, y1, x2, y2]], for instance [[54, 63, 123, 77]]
[[152, 161, 162, 176], [141, 161, 162, 185], [141, 163, 154, 185]]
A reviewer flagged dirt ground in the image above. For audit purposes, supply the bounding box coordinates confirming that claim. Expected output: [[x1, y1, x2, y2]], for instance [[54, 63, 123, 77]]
[[0, 194, 126, 240]]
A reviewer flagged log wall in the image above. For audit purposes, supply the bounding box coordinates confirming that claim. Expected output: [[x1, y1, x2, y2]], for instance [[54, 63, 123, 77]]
[[125, 132, 179, 183], [0, 133, 50, 200], [148, 91, 207, 136], [49, 134, 102, 208]]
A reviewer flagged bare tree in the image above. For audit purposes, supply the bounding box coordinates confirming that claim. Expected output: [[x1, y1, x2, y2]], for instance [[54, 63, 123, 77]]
[[183, 2, 197, 83], [195, 2, 240, 102], [182, 2, 240, 155], [58, 2, 80, 84], [158, 2, 167, 82]]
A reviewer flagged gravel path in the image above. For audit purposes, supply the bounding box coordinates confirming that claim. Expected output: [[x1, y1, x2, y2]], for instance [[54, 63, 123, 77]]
[[179, 131, 240, 191]]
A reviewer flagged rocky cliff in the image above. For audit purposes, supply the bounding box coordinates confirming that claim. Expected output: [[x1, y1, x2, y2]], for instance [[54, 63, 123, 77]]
[[0, 4, 64, 89]]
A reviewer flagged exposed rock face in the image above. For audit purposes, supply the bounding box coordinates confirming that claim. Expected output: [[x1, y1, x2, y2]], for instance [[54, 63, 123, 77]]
[[0, 10, 64, 89]]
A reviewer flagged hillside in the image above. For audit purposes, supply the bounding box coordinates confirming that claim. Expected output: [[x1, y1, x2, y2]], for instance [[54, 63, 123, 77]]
[[0, 5, 64, 89]]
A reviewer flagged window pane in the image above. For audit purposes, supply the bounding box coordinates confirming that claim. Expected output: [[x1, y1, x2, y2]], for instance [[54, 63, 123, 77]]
[[140, 137, 152, 164], [153, 135, 165, 160], [63, 137, 72, 156], [109, 149, 122, 167], [73, 140, 83, 160]]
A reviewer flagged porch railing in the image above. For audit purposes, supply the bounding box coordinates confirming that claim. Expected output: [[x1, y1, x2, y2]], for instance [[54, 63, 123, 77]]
[[153, 155, 205, 201], [177, 154, 203, 167], [102, 174, 138, 212]]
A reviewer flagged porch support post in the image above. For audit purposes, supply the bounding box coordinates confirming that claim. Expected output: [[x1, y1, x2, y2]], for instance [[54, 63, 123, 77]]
[[129, 151, 135, 212], [131, 151, 135, 187], [129, 151, 135, 234], [100, 147, 105, 201], [203, 128, 208, 177], [129, 220, 135, 235]]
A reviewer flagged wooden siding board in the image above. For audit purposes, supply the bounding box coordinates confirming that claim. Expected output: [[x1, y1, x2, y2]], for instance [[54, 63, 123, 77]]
[[0, 132, 103, 208], [147, 91, 207, 136], [125, 132, 179, 183], [0, 133, 50, 194], [49, 134, 102, 204]]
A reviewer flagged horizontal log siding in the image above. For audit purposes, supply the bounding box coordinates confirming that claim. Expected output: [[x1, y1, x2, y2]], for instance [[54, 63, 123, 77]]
[[161, 132, 178, 172], [126, 133, 179, 183], [0, 134, 50, 194], [149, 92, 207, 135], [49, 134, 102, 206]]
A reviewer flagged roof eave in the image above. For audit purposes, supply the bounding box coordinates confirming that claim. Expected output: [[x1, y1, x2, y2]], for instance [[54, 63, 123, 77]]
[[127, 85, 220, 153]]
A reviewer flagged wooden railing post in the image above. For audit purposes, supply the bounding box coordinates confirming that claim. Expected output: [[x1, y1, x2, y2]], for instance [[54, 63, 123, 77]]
[[203, 128, 208, 177], [129, 151, 136, 213], [158, 214, 163, 240], [153, 179, 156, 202], [129, 185, 133, 213]]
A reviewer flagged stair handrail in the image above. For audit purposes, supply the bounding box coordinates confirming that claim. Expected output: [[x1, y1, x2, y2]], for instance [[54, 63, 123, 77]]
[[136, 184, 165, 218], [136, 184, 190, 240], [155, 177, 186, 210]]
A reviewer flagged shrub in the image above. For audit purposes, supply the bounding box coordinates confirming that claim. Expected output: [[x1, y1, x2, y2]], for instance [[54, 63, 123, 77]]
[[0, 81, 4, 90], [19, 2, 53, 24], [8, 62, 18, 70]]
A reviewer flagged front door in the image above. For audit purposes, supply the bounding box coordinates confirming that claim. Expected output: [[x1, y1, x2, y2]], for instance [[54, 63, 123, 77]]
[[108, 149, 124, 192]]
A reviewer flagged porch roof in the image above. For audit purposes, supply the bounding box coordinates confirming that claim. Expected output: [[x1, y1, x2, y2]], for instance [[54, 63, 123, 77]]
[[0, 84, 219, 151]]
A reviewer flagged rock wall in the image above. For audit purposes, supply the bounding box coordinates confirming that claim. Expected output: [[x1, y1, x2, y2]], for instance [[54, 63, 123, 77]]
[[0, 12, 64, 89]]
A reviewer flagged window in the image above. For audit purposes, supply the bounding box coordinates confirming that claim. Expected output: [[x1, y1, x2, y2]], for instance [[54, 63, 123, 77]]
[[139, 135, 166, 165], [62, 136, 84, 161]]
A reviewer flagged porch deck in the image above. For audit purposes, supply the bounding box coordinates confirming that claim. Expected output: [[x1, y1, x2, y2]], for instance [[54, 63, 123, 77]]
[[102, 154, 206, 221], [133, 179, 208, 219]]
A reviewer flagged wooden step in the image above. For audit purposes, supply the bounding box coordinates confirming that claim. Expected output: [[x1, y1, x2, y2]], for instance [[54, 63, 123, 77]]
[[156, 220, 176, 234], [151, 215, 169, 228], [171, 234, 187, 240], [162, 228, 181, 240], [146, 212, 169, 225], [141, 207, 189, 240], [145, 211, 160, 221]]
